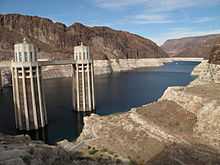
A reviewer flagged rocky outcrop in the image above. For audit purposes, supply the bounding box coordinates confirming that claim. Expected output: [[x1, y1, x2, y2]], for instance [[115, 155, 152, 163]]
[[161, 34, 220, 57], [0, 14, 168, 61], [75, 99, 220, 164], [209, 44, 220, 64], [191, 60, 220, 84], [160, 83, 220, 151], [0, 134, 78, 165], [72, 59, 220, 164], [155, 60, 220, 152], [0, 134, 126, 165]]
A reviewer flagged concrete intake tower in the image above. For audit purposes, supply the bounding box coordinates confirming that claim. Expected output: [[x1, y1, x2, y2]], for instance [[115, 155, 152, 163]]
[[73, 43, 95, 112], [11, 38, 47, 131]]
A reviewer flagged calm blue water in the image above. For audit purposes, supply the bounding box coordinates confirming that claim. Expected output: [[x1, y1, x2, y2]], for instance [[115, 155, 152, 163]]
[[0, 61, 199, 144]]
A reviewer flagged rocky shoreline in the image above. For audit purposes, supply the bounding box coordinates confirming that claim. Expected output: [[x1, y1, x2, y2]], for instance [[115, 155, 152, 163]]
[[42, 58, 203, 79], [0, 58, 203, 86], [2, 59, 220, 165]]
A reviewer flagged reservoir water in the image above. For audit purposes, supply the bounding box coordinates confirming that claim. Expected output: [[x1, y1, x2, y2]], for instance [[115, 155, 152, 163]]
[[0, 61, 199, 144]]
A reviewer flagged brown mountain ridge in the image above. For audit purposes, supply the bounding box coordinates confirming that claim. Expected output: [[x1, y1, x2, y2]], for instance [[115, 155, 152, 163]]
[[161, 34, 220, 58], [0, 14, 168, 60]]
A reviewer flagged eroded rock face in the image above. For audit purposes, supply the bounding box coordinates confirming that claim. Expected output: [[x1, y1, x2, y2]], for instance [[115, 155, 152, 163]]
[[0, 134, 74, 165], [191, 60, 220, 84], [160, 83, 220, 151], [147, 144, 220, 165], [0, 14, 168, 60], [0, 134, 125, 165], [209, 45, 220, 65], [76, 100, 220, 164], [194, 101, 220, 150]]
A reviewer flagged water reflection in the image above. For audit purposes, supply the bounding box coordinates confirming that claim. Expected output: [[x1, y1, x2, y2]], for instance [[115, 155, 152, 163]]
[[16, 111, 93, 144], [17, 127, 48, 143]]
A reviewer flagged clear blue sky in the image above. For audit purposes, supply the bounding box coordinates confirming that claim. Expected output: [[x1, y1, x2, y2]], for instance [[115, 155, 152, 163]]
[[1, 0, 220, 45]]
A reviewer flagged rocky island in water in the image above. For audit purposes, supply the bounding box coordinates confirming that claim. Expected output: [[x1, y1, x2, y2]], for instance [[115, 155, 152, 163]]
[[0, 12, 220, 165]]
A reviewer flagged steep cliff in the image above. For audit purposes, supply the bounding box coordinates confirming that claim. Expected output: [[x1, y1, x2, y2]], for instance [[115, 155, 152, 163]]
[[0, 14, 168, 60], [191, 60, 220, 85], [209, 44, 220, 64], [161, 34, 220, 57]]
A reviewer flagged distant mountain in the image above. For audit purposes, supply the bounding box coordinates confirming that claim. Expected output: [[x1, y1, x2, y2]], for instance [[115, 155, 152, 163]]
[[0, 14, 168, 60], [161, 34, 220, 58]]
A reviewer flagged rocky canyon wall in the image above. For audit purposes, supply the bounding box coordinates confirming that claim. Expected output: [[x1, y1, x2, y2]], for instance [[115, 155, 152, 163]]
[[161, 34, 220, 58], [0, 14, 168, 61]]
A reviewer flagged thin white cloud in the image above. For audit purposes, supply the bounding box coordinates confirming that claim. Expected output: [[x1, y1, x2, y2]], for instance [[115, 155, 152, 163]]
[[144, 0, 220, 12], [95, 0, 220, 24], [95, 0, 147, 8], [129, 14, 173, 24], [94, 0, 220, 45], [192, 17, 217, 23], [127, 15, 217, 24], [95, 0, 220, 11], [94, 0, 220, 25]]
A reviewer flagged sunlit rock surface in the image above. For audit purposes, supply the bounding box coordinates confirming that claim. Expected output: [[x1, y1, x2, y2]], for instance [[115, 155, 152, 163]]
[[75, 99, 220, 164], [73, 60, 220, 164], [191, 60, 220, 85], [0, 134, 126, 165]]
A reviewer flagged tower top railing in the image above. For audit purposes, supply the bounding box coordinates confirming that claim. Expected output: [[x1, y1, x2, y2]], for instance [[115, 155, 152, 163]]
[[74, 42, 92, 62], [14, 38, 37, 63]]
